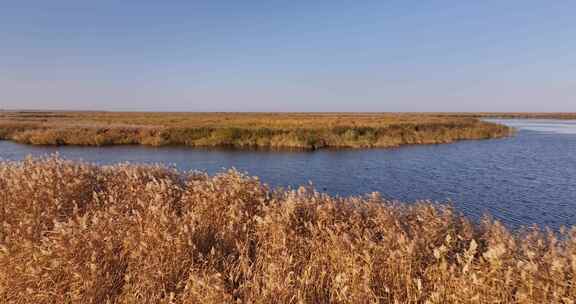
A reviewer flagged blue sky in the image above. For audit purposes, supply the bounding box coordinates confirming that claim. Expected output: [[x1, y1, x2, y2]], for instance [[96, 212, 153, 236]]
[[1, 1, 574, 112]]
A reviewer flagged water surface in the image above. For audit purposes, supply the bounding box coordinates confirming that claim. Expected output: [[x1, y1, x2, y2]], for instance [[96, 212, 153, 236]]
[[1, 119, 575, 229]]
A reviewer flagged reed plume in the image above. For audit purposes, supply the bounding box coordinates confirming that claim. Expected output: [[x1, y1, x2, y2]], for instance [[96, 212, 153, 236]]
[[1, 156, 573, 303]]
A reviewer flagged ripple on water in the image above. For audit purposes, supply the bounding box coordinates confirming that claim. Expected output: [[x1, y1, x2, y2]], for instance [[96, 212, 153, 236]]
[[1, 119, 576, 229]]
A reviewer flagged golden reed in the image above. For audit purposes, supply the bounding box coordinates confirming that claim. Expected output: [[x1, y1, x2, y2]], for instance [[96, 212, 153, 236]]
[[0, 112, 511, 149], [1, 156, 574, 303]]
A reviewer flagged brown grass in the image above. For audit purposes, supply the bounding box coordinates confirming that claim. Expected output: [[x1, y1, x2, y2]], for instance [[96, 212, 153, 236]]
[[443, 113, 576, 120], [0, 112, 511, 149], [1, 156, 575, 303]]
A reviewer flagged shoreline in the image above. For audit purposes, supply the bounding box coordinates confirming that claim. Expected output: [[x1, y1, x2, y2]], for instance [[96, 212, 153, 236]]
[[0, 112, 512, 150]]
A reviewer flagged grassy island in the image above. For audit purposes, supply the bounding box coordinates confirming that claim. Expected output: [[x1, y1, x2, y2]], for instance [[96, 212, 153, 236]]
[[0, 112, 511, 149], [1, 157, 574, 303]]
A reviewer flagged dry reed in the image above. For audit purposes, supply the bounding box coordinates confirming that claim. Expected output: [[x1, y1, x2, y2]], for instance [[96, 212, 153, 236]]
[[1, 156, 574, 303], [0, 112, 511, 149]]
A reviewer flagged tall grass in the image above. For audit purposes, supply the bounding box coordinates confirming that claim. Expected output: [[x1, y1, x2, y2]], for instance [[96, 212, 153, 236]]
[[0, 156, 574, 303], [0, 112, 512, 149]]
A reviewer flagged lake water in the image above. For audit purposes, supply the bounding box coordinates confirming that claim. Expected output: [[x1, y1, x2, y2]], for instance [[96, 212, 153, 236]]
[[1, 119, 575, 229]]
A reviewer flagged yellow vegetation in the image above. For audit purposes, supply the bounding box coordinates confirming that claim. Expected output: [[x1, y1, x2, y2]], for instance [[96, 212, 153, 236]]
[[1, 156, 574, 303], [0, 112, 511, 149]]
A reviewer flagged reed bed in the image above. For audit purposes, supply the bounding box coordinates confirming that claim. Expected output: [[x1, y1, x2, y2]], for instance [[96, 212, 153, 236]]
[[0, 156, 574, 303], [450, 113, 576, 120], [0, 112, 511, 149]]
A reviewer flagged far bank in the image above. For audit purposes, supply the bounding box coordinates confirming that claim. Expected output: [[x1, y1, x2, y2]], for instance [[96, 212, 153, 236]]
[[0, 112, 512, 149]]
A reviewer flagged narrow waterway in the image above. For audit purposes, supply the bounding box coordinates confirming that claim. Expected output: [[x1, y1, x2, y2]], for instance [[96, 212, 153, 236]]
[[1, 119, 575, 229]]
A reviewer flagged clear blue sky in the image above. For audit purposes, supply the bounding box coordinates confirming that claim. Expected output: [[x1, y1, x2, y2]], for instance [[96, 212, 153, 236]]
[[1, 1, 574, 112]]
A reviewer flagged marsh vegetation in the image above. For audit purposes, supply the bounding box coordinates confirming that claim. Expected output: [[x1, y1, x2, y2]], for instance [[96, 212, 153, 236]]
[[0, 112, 511, 149], [1, 156, 574, 303]]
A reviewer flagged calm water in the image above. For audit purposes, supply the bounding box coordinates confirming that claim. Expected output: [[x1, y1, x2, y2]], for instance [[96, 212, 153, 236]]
[[1, 119, 575, 229]]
